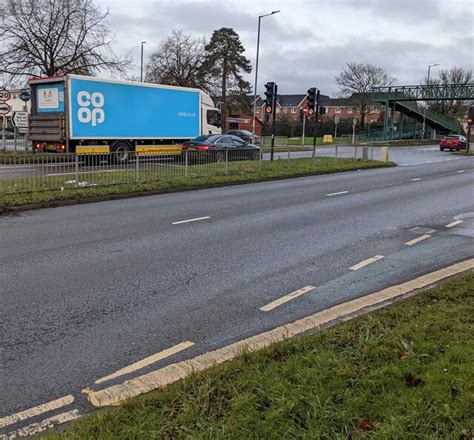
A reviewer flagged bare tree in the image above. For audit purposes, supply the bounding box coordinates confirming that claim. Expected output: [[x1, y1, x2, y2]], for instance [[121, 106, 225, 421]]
[[426, 66, 474, 121], [335, 62, 395, 129], [0, 0, 129, 85], [145, 30, 212, 93]]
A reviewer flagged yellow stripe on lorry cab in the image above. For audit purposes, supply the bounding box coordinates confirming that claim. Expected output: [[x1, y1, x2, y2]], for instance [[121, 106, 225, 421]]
[[136, 145, 182, 155], [76, 145, 110, 154]]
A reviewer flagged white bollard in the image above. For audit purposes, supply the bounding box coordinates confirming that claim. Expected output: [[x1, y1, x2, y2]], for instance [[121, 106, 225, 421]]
[[381, 146, 390, 162]]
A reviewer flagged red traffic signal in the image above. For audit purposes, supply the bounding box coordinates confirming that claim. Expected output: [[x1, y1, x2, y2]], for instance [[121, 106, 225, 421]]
[[468, 105, 474, 125]]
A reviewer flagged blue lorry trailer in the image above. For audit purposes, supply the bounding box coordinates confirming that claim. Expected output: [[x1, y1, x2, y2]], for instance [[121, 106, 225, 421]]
[[28, 75, 221, 155]]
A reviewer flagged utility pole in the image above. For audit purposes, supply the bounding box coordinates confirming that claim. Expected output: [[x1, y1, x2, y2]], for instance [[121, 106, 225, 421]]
[[251, 10, 280, 143], [422, 63, 440, 140], [140, 41, 147, 82]]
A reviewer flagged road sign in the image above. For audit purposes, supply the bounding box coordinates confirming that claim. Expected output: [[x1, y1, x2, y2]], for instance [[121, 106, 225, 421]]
[[20, 91, 31, 102], [0, 102, 11, 115], [352, 117, 358, 127], [0, 90, 11, 102], [334, 115, 340, 124], [13, 111, 28, 127], [18, 127, 28, 134]]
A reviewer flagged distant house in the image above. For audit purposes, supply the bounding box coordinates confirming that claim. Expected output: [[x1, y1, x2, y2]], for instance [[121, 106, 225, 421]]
[[322, 96, 384, 124], [217, 93, 385, 133]]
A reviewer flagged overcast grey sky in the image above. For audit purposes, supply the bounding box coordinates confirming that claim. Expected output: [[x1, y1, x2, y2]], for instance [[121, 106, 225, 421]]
[[101, 0, 474, 96]]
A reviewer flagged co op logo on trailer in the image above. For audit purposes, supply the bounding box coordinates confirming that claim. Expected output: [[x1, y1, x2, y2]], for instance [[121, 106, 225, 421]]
[[77, 91, 105, 126]]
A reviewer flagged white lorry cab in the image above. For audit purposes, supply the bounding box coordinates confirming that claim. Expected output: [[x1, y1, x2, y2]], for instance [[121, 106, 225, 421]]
[[29, 74, 221, 158]]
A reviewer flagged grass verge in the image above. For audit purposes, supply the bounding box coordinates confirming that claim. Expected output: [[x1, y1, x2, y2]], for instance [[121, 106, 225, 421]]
[[0, 158, 393, 209], [46, 272, 473, 439]]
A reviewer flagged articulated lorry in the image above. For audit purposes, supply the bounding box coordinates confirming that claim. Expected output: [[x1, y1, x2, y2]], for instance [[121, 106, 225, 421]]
[[28, 75, 221, 158]]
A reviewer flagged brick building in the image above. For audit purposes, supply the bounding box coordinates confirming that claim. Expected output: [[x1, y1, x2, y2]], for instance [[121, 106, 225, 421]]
[[220, 93, 385, 133]]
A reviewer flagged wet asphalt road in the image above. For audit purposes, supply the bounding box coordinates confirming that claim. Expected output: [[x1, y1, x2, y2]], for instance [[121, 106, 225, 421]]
[[1, 148, 473, 433]]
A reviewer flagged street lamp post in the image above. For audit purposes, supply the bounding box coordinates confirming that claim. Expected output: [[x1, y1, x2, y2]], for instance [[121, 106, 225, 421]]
[[422, 63, 440, 140], [252, 10, 280, 143], [140, 41, 147, 82]]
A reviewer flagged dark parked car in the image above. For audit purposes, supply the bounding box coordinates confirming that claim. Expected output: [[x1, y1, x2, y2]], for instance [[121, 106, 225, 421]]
[[225, 129, 261, 145], [182, 134, 260, 162], [439, 135, 467, 151]]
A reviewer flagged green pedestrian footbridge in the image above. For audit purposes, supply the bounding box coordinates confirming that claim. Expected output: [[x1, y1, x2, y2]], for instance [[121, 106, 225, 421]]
[[370, 83, 474, 140]]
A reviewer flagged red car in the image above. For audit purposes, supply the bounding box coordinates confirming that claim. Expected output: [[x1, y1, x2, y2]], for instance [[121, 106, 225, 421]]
[[439, 135, 467, 151]]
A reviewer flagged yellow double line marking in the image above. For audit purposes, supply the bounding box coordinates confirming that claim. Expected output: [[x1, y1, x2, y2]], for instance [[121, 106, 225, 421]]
[[3, 410, 81, 439], [95, 341, 195, 384], [0, 395, 74, 429]]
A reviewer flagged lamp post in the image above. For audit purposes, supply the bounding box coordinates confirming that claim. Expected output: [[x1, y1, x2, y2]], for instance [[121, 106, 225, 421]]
[[140, 41, 147, 82], [252, 10, 280, 142], [422, 63, 440, 140]]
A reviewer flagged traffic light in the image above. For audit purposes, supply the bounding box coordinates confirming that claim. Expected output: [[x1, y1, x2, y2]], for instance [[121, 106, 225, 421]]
[[468, 105, 474, 125], [307, 87, 316, 115], [264, 82, 275, 113]]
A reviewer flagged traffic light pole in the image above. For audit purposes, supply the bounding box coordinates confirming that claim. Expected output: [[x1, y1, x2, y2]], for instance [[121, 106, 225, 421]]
[[270, 83, 278, 161]]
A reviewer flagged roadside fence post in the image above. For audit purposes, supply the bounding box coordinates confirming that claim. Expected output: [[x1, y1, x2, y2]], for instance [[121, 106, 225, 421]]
[[185, 149, 188, 177], [74, 154, 79, 187], [225, 149, 228, 175], [287, 144, 290, 169], [13, 127, 17, 152], [335, 144, 338, 165], [354, 146, 357, 160], [135, 152, 140, 183], [1, 115, 6, 152]]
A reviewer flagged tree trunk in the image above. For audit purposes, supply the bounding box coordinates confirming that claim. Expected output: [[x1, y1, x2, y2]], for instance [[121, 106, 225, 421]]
[[221, 58, 227, 132]]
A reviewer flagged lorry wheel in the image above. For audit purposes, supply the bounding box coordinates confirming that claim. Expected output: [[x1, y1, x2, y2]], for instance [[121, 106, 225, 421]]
[[111, 141, 131, 164]]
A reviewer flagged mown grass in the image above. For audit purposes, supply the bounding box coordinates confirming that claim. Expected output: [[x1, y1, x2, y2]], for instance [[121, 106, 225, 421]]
[[46, 272, 474, 440], [0, 157, 393, 208]]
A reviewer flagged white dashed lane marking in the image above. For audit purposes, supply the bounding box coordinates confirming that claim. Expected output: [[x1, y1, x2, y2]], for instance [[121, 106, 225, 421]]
[[326, 191, 349, 197], [405, 234, 431, 246], [260, 286, 316, 312], [172, 216, 211, 225], [445, 220, 464, 229], [349, 255, 384, 271]]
